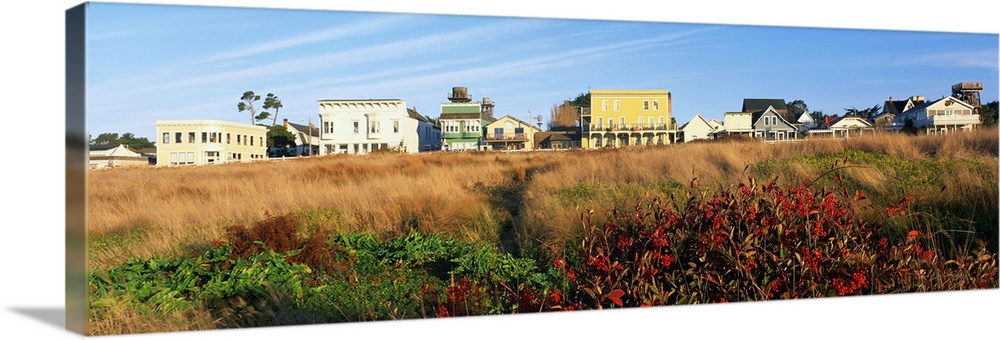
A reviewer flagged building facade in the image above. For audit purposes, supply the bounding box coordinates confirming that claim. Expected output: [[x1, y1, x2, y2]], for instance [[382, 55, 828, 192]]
[[439, 87, 491, 151], [316, 99, 438, 155], [751, 106, 798, 141], [281, 119, 320, 156], [889, 95, 980, 133], [581, 89, 675, 148], [154, 120, 267, 166], [679, 113, 717, 143], [89, 143, 149, 169], [483, 115, 540, 151]]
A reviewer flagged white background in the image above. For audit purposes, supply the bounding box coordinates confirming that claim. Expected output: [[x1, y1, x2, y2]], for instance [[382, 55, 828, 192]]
[[1, 1, 997, 339]]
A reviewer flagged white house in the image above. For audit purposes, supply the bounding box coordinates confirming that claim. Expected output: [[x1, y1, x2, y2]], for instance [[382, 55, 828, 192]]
[[316, 99, 439, 155], [88, 143, 148, 169], [707, 119, 724, 131], [722, 111, 753, 138], [154, 120, 268, 166], [889, 95, 980, 134], [679, 113, 717, 143], [828, 115, 873, 137], [797, 112, 817, 129], [281, 119, 320, 156]]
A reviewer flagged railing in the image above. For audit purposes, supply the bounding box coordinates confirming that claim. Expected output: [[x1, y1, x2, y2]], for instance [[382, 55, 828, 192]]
[[930, 114, 980, 124], [588, 124, 672, 132], [485, 133, 527, 141]]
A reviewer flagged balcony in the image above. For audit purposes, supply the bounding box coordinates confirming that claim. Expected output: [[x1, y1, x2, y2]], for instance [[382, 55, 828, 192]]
[[587, 123, 673, 132], [485, 133, 527, 141], [443, 132, 483, 140], [929, 114, 980, 126]]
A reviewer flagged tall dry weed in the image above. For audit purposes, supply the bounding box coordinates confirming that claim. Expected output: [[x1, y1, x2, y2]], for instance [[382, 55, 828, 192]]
[[88, 127, 999, 268]]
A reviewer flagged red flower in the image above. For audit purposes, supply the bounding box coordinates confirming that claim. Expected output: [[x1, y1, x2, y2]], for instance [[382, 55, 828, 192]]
[[907, 230, 920, 239]]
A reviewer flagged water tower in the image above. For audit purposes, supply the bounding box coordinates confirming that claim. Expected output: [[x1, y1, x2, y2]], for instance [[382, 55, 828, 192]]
[[481, 97, 495, 119], [952, 82, 983, 114], [448, 86, 472, 103]]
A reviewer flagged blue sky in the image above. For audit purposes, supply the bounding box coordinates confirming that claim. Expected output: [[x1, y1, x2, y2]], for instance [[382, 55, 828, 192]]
[[85, 2, 998, 140]]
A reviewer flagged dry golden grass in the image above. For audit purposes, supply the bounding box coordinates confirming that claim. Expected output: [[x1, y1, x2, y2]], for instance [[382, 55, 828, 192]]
[[87, 127, 999, 269]]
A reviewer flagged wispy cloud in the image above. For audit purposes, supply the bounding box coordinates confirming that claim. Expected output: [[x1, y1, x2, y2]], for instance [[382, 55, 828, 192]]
[[90, 18, 552, 99], [901, 50, 998, 69], [190, 15, 410, 65]]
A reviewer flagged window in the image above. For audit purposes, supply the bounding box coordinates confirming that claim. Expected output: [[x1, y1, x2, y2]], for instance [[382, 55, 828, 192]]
[[638, 116, 644, 127], [260, 137, 263, 146], [614, 100, 620, 111], [250, 136, 254, 146], [596, 116, 603, 129], [602, 100, 608, 111], [175, 132, 182, 144], [353, 121, 360, 134], [170, 152, 177, 165], [393, 120, 399, 133], [189, 132, 195, 143], [643, 100, 649, 110], [658, 116, 665, 127], [370, 120, 380, 133], [186, 152, 194, 164], [201, 132, 207, 143], [236, 134, 241, 144], [619, 116, 625, 127], [162, 133, 170, 144], [226, 133, 231, 144], [653, 100, 659, 110], [648, 117, 654, 128], [595, 135, 603, 147], [210, 132, 217, 143]]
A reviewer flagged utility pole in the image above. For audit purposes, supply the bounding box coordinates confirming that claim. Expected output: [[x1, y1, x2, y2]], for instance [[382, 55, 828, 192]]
[[307, 117, 313, 156]]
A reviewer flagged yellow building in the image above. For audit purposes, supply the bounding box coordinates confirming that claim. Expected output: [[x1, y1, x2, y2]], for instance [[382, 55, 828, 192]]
[[155, 120, 268, 166], [581, 89, 676, 148]]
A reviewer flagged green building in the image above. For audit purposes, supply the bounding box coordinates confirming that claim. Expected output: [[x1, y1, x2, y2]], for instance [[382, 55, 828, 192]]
[[439, 87, 494, 151]]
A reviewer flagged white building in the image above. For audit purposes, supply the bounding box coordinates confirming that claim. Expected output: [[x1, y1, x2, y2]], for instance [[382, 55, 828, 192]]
[[281, 119, 320, 156], [154, 120, 268, 166], [722, 111, 753, 138], [888, 95, 980, 133], [316, 99, 440, 155], [679, 113, 717, 143], [88, 144, 148, 169], [828, 115, 873, 137]]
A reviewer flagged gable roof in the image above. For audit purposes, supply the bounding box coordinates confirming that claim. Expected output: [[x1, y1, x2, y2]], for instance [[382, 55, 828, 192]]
[[900, 95, 972, 115], [871, 112, 895, 121], [407, 108, 434, 124], [89, 143, 126, 151], [488, 115, 541, 132], [797, 112, 815, 123], [751, 105, 796, 129], [742, 98, 787, 113], [883, 99, 909, 115], [828, 115, 873, 128], [680, 113, 713, 132], [286, 122, 320, 137]]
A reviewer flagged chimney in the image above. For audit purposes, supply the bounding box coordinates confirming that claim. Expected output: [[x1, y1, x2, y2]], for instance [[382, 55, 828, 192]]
[[283, 118, 288, 129]]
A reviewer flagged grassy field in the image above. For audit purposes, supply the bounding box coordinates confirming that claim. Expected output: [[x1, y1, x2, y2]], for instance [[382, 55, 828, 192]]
[[88, 128, 999, 270], [84, 128, 999, 335]]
